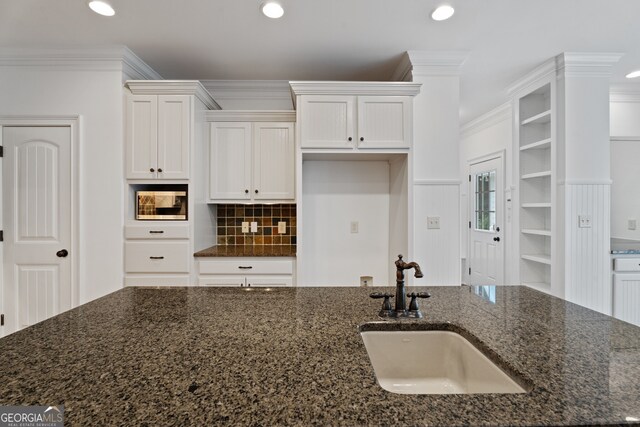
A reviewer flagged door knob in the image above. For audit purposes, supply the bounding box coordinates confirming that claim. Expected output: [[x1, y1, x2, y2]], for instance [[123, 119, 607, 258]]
[[493, 237, 500, 242], [56, 249, 69, 258]]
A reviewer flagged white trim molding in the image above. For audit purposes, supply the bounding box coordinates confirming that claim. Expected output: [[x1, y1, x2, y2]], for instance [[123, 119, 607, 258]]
[[414, 179, 461, 186], [204, 110, 296, 122], [201, 80, 292, 102], [289, 81, 422, 97], [125, 80, 221, 110], [461, 102, 512, 137], [0, 46, 161, 80], [558, 179, 613, 185], [611, 136, 640, 142], [392, 50, 469, 81], [507, 58, 556, 96], [556, 52, 624, 78], [610, 83, 640, 103]]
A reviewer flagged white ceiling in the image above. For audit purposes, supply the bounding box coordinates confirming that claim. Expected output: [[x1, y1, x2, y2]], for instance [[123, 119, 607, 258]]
[[2, 0, 640, 123]]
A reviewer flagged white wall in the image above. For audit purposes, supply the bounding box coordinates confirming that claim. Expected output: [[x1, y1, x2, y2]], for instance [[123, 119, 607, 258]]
[[0, 67, 125, 304], [301, 161, 390, 286], [459, 103, 514, 284]]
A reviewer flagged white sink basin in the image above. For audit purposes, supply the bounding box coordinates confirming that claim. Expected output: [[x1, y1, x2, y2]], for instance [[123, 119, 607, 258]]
[[360, 330, 526, 394]]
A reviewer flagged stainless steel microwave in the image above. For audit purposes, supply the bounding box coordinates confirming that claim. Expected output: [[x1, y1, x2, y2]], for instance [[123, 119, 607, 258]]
[[136, 191, 187, 220]]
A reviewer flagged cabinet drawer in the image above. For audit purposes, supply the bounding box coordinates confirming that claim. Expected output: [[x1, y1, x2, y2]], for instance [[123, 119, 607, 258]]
[[125, 223, 189, 239], [125, 242, 190, 273], [198, 259, 293, 275], [198, 276, 246, 287], [614, 258, 640, 272]]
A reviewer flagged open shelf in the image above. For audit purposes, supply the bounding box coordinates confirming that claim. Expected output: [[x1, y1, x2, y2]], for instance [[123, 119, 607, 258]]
[[520, 138, 552, 151], [522, 254, 551, 265], [523, 282, 552, 294], [521, 170, 551, 180], [521, 229, 552, 236], [521, 202, 551, 208], [521, 109, 551, 126]]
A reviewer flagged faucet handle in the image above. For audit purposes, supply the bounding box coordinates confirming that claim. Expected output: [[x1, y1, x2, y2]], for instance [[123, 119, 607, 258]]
[[408, 291, 431, 312], [370, 292, 394, 317]]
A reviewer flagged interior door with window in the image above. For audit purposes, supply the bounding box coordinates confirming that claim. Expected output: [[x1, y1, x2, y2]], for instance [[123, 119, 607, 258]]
[[468, 157, 504, 285]]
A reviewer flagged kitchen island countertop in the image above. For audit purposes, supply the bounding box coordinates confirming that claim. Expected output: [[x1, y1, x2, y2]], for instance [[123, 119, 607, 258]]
[[1, 286, 639, 426]]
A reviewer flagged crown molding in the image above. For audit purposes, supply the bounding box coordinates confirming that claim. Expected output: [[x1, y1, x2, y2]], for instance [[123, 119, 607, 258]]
[[204, 110, 296, 122], [610, 83, 640, 103], [461, 102, 512, 137], [201, 80, 292, 101], [0, 45, 161, 80], [507, 58, 556, 96], [289, 81, 422, 97], [556, 52, 624, 78], [413, 179, 461, 186], [125, 80, 221, 110], [391, 51, 469, 81]]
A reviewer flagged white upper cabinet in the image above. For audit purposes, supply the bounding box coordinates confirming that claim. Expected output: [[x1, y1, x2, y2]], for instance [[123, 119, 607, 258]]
[[208, 116, 295, 203], [209, 122, 252, 200], [126, 94, 191, 179], [290, 82, 421, 150]]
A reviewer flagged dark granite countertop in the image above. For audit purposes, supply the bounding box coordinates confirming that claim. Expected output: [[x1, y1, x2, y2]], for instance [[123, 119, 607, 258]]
[[194, 245, 296, 257], [1, 286, 639, 426]]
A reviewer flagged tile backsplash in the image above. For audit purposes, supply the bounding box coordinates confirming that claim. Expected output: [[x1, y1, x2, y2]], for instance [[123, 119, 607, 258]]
[[216, 204, 296, 246]]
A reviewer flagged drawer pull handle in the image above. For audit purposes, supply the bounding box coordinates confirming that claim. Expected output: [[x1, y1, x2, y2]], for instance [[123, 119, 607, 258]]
[[150, 256, 165, 260], [149, 230, 164, 234], [238, 266, 253, 269]]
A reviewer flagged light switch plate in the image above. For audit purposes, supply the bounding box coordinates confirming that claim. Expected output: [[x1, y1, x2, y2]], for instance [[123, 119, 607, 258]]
[[250, 221, 258, 232], [350, 221, 359, 233], [427, 216, 440, 229], [278, 221, 287, 234], [241, 222, 249, 233], [578, 215, 592, 228], [629, 219, 637, 230]]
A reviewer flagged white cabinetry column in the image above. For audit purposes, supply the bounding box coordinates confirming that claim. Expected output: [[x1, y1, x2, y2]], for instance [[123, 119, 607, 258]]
[[555, 53, 622, 314], [392, 51, 468, 286]]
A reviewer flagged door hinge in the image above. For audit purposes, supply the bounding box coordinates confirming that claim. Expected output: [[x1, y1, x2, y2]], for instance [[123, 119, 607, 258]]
[[0, 146, 3, 157], [468, 221, 471, 229], [469, 267, 471, 275], [468, 174, 471, 182], [0, 230, 3, 242], [1, 314, 4, 327]]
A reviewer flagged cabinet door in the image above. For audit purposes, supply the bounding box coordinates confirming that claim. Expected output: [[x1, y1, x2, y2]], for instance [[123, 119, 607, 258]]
[[300, 95, 355, 148], [157, 95, 191, 179], [357, 96, 411, 148], [126, 95, 158, 179], [253, 122, 295, 200], [209, 122, 252, 201]]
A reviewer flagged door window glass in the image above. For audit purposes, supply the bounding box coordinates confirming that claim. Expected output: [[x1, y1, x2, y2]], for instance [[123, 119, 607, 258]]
[[475, 170, 496, 231]]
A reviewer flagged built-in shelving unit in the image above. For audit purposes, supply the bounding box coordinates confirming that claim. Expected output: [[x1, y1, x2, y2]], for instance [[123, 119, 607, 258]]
[[517, 82, 553, 293]]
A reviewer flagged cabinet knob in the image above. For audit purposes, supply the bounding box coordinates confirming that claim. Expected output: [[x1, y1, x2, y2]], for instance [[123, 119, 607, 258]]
[[348, 137, 353, 141], [150, 168, 155, 172], [255, 189, 259, 194], [245, 189, 249, 194], [493, 237, 500, 242], [158, 168, 163, 173], [360, 137, 364, 142]]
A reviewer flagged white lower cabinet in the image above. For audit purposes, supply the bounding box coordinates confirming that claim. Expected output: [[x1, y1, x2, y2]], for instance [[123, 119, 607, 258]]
[[198, 257, 294, 287], [124, 223, 191, 286]]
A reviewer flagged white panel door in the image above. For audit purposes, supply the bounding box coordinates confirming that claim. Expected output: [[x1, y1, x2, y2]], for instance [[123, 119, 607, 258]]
[[253, 122, 295, 200], [357, 96, 411, 148], [126, 94, 158, 179], [209, 122, 251, 201], [468, 157, 504, 285], [3, 126, 72, 334], [157, 95, 190, 179], [300, 96, 355, 148]]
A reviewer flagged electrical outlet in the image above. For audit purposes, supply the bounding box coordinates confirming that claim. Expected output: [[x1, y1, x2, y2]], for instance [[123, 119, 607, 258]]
[[241, 222, 249, 233], [278, 221, 287, 234], [250, 221, 258, 233], [427, 216, 440, 229], [578, 215, 592, 228], [350, 221, 359, 233], [629, 219, 637, 231]]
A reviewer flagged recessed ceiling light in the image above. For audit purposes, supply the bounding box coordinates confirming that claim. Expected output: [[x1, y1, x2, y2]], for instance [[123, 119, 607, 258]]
[[626, 70, 640, 79], [88, 0, 115, 16], [261, 1, 284, 19], [431, 5, 455, 21]]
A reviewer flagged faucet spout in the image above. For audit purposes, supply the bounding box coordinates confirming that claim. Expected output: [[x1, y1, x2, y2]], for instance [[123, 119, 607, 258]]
[[393, 255, 424, 316]]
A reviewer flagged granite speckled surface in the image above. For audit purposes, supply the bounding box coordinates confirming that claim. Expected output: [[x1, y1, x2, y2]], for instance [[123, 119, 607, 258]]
[[1, 286, 640, 426], [193, 244, 296, 257]]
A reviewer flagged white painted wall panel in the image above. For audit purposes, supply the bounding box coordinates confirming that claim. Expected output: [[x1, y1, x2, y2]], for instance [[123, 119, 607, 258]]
[[613, 276, 640, 327], [611, 139, 640, 241], [564, 184, 611, 315], [413, 184, 460, 286]]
